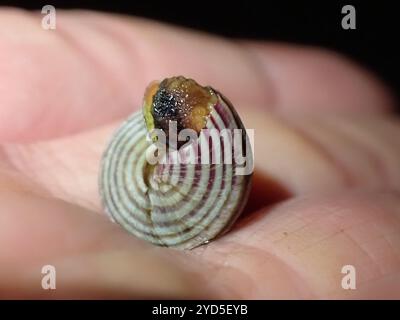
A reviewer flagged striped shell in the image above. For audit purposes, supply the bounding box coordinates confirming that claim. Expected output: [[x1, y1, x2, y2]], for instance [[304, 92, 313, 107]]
[[99, 77, 253, 249]]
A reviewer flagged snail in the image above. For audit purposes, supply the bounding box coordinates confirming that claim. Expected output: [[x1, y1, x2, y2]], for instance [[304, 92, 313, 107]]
[[99, 76, 253, 249]]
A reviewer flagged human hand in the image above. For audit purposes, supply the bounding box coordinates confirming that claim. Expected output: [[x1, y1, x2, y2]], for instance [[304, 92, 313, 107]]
[[0, 8, 399, 299]]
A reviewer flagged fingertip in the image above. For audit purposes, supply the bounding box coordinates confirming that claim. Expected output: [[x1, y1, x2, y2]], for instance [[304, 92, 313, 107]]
[[243, 41, 396, 113]]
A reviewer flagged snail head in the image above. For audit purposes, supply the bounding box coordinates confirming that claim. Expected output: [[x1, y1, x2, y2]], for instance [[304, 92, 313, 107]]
[[142, 76, 218, 148]]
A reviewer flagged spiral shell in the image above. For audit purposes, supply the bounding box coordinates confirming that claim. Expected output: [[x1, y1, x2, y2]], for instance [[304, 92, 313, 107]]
[[99, 76, 253, 249]]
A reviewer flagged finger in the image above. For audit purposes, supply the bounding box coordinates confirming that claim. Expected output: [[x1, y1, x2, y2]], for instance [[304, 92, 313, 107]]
[[0, 8, 395, 143], [244, 42, 396, 114], [196, 190, 400, 299], [245, 111, 400, 196], [0, 180, 209, 298], [2, 111, 400, 212]]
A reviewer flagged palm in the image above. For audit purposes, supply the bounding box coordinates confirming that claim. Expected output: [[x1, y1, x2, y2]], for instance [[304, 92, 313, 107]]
[[1, 9, 399, 299]]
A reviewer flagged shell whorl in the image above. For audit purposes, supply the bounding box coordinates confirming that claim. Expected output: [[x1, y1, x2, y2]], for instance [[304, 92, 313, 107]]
[[99, 77, 253, 249]]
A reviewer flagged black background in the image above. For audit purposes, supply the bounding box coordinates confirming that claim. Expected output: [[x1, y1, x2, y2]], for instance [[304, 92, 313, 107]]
[[1, 0, 399, 103]]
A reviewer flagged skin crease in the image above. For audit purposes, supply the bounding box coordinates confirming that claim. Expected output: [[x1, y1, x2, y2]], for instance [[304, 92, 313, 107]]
[[0, 8, 399, 299]]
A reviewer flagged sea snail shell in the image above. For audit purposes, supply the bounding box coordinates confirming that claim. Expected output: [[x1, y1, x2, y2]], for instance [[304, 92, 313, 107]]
[[99, 76, 253, 249]]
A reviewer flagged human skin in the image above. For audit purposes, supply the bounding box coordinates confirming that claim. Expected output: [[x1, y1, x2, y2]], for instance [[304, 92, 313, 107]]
[[0, 8, 399, 299]]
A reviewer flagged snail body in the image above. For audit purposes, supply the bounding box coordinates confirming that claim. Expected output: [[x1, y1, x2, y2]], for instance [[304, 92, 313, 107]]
[[99, 77, 253, 249]]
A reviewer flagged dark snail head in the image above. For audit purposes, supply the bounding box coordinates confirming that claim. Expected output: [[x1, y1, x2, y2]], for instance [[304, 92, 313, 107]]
[[143, 76, 218, 148]]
